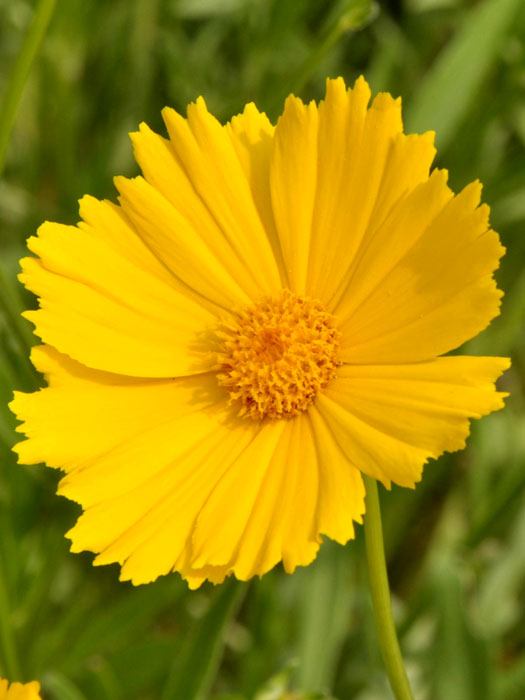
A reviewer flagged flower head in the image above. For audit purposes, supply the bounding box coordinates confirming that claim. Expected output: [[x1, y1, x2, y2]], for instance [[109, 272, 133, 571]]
[[0, 679, 41, 700], [10, 77, 509, 588]]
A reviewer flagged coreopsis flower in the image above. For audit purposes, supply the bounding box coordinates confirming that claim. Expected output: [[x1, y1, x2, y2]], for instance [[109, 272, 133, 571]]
[[0, 679, 41, 700], [10, 77, 509, 588]]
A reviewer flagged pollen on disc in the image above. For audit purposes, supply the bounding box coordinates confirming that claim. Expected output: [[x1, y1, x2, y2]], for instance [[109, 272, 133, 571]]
[[216, 290, 341, 420]]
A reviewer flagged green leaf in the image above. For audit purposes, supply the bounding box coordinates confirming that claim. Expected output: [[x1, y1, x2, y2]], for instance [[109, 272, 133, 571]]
[[0, 262, 34, 357], [162, 580, 246, 700], [60, 579, 184, 675], [428, 553, 494, 700], [294, 543, 353, 694], [475, 505, 525, 638], [406, 0, 522, 149], [42, 671, 88, 700]]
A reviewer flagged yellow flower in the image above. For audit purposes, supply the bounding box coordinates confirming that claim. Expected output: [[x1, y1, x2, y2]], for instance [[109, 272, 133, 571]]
[[0, 679, 41, 700], [10, 77, 509, 588]]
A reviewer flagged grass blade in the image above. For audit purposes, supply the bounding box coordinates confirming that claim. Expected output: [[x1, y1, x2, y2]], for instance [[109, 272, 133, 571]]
[[42, 672, 88, 700], [406, 0, 522, 149], [0, 0, 57, 175], [294, 543, 353, 693], [162, 580, 246, 700]]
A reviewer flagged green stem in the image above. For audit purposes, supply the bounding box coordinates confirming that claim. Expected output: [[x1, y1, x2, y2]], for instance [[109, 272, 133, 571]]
[[0, 0, 57, 177], [363, 476, 414, 700]]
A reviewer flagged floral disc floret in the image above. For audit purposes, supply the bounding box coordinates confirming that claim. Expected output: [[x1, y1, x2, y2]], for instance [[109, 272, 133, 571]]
[[217, 290, 341, 420]]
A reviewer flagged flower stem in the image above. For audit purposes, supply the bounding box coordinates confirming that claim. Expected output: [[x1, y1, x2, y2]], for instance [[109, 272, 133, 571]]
[[363, 476, 414, 700], [0, 0, 57, 177]]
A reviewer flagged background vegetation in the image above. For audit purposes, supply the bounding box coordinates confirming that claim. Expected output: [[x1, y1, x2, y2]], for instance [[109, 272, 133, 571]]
[[0, 0, 524, 698]]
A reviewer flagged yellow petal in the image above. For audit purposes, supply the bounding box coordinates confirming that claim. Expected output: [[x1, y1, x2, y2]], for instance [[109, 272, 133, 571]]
[[270, 77, 434, 306], [20, 213, 217, 378], [83, 417, 258, 585], [159, 97, 282, 296], [78, 194, 220, 313], [278, 416, 321, 573], [11, 346, 368, 586], [26, 344, 139, 388], [115, 175, 251, 310], [307, 79, 419, 306], [338, 181, 505, 363], [131, 117, 281, 303], [334, 168, 452, 323], [189, 420, 288, 570], [10, 347, 258, 585], [78, 195, 174, 287], [117, 419, 309, 585], [11, 346, 357, 586], [188, 412, 365, 582], [316, 123, 436, 306], [186, 422, 299, 582], [0, 679, 41, 700], [227, 103, 287, 282], [188, 416, 321, 579], [10, 346, 226, 471], [316, 356, 509, 488], [270, 94, 319, 294], [307, 407, 365, 543], [305, 76, 370, 298]]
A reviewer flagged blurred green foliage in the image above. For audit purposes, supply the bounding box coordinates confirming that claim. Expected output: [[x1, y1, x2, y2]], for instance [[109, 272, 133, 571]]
[[0, 0, 524, 698]]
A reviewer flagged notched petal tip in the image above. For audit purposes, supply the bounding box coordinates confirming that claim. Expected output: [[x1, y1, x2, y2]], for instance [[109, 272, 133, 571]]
[[324, 74, 345, 88], [497, 356, 512, 374], [457, 178, 484, 211], [372, 91, 402, 111], [24, 236, 41, 257], [193, 94, 208, 110], [279, 93, 319, 122], [131, 120, 152, 137], [229, 101, 274, 133], [423, 128, 436, 141], [160, 105, 181, 127], [353, 74, 369, 88], [20, 309, 38, 328], [113, 173, 138, 193]]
